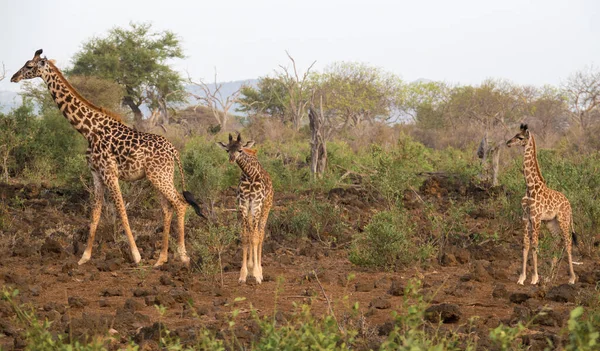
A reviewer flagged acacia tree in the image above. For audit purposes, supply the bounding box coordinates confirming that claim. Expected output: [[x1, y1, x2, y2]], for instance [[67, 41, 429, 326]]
[[398, 81, 451, 127], [238, 77, 288, 121], [561, 65, 600, 131], [69, 22, 185, 127], [319, 62, 401, 127]]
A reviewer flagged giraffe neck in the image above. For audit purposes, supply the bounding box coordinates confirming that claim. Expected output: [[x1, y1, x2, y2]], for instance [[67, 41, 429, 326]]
[[236, 150, 262, 179], [523, 133, 545, 191], [41, 63, 116, 141]]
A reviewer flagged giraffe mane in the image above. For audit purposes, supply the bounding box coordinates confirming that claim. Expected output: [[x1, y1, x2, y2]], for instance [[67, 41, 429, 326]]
[[242, 148, 257, 156], [47, 61, 124, 123]]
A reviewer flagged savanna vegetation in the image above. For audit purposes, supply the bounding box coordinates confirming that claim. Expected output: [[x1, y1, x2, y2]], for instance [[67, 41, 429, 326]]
[[1, 22, 600, 350]]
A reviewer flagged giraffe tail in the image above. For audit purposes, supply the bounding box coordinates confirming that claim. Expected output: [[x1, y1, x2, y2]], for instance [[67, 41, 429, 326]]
[[183, 191, 205, 219], [571, 216, 578, 246], [175, 151, 206, 219]]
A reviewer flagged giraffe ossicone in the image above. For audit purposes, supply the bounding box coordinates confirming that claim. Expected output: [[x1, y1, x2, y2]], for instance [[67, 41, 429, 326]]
[[11, 49, 204, 267]]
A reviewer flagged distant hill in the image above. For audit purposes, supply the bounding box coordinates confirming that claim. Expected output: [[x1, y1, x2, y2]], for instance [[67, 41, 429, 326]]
[[0, 79, 258, 115]]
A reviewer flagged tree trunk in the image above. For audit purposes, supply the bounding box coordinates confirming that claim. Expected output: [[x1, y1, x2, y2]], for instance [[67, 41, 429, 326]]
[[122, 96, 144, 127], [309, 106, 327, 179], [477, 133, 501, 187]]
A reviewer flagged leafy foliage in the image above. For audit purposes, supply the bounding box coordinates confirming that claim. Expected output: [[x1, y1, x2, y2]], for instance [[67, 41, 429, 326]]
[[69, 22, 185, 124]]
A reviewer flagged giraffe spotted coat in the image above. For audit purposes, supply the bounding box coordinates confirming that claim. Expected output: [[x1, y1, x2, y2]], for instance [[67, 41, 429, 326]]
[[11, 49, 203, 267]]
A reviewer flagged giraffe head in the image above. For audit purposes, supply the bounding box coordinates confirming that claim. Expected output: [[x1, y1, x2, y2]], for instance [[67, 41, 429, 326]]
[[11, 49, 50, 83], [506, 123, 531, 147], [217, 133, 256, 163]]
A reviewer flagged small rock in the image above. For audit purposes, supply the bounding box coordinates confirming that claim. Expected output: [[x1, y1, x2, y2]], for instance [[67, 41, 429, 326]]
[[124, 298, 144, 312], [99, 299, 110, 308], [28, 286, 40, 297], [213, 297, 228, 306], [154, 293, 176, 308], [547, 284, 577, 303], [68, 296, 89, 308], [378, 321, 395, 336], [133, 288, 154, 297], [41, 238, 63, 257], [471, 260, 491, 283], [533, 307, 563, 327], [369, 297, 391, 310], [440, 252, 457, 266], [355, 281, 374, 292], [101, 288, 123, 297], [134, 322, 165, 343], [492, 285, 509, 299], [388, 279, 404, 296], [509, 292, 531, 304], [374, 277, 390, 289], [511, 305, 531, 323], [424, 303, 461, 323], [61, 262, 78, 273], [453, 248, 470, 264], [170, 289, 192, 304], [159, 274, 173, 286]]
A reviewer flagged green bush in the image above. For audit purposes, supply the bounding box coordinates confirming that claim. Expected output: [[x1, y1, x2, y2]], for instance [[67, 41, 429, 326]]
[[349, 209, 434, 269], [268, 198, 349, 245]]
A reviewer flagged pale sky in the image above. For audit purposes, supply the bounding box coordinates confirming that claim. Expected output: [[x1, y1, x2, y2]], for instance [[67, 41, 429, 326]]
[[1, 0, 598, 92]]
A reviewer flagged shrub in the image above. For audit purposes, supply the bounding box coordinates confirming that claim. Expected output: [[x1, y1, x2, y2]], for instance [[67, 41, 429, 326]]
[[268, 198, 349, 246], [349, 209, 433, 269]]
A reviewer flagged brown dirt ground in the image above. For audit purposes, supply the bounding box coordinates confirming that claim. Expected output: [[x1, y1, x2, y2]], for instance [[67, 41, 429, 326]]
[[0, 179, 597, 350]]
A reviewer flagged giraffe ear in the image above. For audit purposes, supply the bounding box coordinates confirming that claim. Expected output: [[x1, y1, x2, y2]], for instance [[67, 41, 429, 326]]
[[243, 140, 255, 148], [216, 142, 228, 151]]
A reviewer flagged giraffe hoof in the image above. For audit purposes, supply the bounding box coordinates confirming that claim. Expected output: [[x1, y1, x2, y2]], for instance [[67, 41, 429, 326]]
[[78, 256, 90, 266], [238, 278, 246, 284], [154, 257, 168, 268], [180, 254, 190, 265], [132, 251, 141, 264]]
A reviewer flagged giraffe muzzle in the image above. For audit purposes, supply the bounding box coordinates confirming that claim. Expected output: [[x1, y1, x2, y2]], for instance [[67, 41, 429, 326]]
[[10, 72, 22, 83]]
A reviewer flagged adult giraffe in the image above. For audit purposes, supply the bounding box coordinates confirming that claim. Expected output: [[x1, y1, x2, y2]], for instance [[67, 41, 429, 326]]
[[11, 49, 204, 267]]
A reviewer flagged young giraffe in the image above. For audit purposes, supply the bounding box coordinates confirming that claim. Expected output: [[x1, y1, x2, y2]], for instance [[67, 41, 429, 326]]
[[506, 124, 578, 285], [218, 133, 273, 284], [11, 49, 204, 267]]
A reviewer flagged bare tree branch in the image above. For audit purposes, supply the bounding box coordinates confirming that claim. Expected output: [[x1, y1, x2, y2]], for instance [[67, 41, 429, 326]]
[[188, 68, 241, 131]]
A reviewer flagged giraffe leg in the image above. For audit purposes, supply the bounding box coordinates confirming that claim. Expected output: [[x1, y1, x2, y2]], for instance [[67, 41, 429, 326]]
[[239, 205, 250, 283], [239, 232, 249, 283], [147, 168, 189, 265], [154, 194, 173, 267], [559, 211, 577, 284], [256, 203, 271, 281], [246, 216, 254, 272], [251, 238, 261, 284], [518, 198, 531, 285], [79, 172, 104, 265], [530, 219, 541, 285], [104, 174, 141, 264]]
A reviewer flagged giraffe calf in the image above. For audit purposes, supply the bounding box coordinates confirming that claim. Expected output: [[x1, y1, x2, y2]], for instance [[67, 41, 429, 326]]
[[507, 124, 578, 285], [218, 133, 273, 284]]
